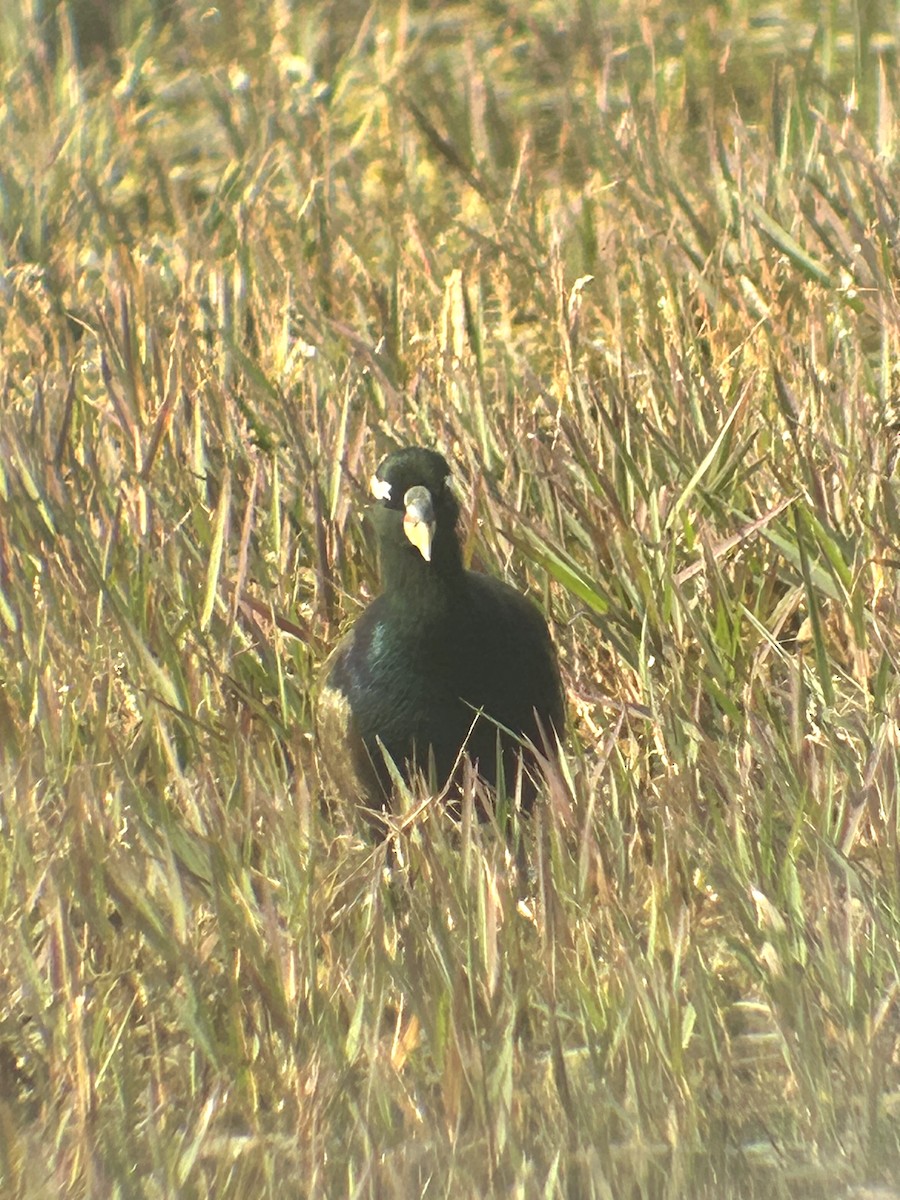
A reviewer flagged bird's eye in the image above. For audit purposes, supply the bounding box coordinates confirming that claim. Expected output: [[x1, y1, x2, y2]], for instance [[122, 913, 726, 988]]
[[370, 475, 392, 501]]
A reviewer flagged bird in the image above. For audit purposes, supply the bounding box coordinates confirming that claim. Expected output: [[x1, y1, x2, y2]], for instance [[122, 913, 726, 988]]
[[316, 446, 564, 833]]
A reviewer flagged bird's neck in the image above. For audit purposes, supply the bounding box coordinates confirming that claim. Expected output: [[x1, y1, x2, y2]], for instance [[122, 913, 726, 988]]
[[381, 539, 465, 614]]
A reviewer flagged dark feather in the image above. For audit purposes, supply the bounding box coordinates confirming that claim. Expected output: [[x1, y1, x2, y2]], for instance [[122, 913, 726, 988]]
[[317, 447, 564, 831]]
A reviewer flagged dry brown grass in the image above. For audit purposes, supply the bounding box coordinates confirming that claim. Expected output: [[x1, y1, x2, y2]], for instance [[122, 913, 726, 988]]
[[2, 2, 900, 1196]]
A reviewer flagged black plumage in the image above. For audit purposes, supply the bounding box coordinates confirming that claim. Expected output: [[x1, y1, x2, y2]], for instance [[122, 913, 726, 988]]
[[317, 447, 564, 829]]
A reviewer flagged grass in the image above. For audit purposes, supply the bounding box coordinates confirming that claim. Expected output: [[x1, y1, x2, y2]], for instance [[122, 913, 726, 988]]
[[2, 0, 900, 1196]]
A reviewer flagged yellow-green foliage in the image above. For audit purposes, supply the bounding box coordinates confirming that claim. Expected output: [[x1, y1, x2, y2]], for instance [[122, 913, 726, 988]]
[[1, 2, 900, 1197]]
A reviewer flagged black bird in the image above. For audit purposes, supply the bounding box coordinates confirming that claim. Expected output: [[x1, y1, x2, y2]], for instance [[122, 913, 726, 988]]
[[317, 446, 564, 831]]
